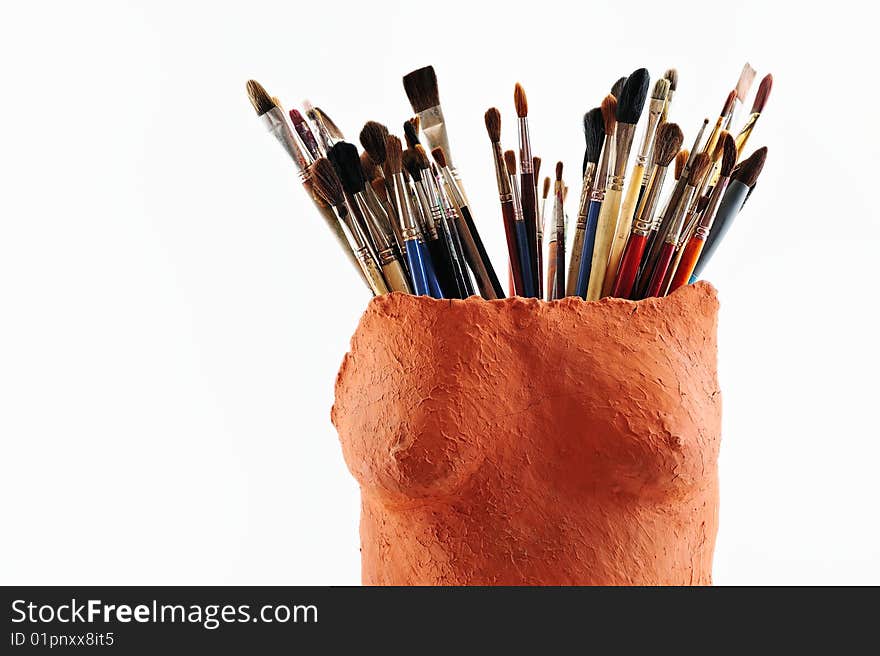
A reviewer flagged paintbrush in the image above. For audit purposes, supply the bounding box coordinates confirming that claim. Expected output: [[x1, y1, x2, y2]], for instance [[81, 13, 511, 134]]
[[611, 76, 627, 99], [329, 141, 412, 293], [541, 176, 551, 296], [513, 83, 539, 295], [704, 90, 737, 161], [403, 148, 464, 298], [574, 95, 617, 298], [246, 81, 367, 289], [403, 66, 469, 200], [669, 133, 738, 292], [310, 157, 389, 295], [660, 68, 678, 124], [553, 162, 566, 299], [533, 156, 543, 297], [430, 159, 477, 297], [610, 123, 683, 298], [403, 119, 420, 150], [567, 108, 604, 296], [735, 74, 772, 153], [675, 149, 689, 180], [635, 118, 709, 297], [690, 147, 767, 280], [289, 108, 322, 160], [432, 147, 504, 299], [605, 77, 669, 296], [642, 152, 712, 297], [485, 108, 525, 296], [505, 150, 536, 297], [384, 135, 437, 297], [302, 101, 343, 153], [588, 68, 650, 300]]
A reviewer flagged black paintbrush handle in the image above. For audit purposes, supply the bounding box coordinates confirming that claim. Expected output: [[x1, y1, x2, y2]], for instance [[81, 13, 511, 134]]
[[441, 213, 475, 298], [459, 206, 505, 298], [426, 234, 460, 299], [519, 173, 538, 297]]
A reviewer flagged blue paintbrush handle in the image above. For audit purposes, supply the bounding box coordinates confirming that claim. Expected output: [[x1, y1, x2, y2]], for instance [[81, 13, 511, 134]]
[[575, 199, 602, 298], [404, 239, 430, 296], [418, 240, 444, 299], [515, 220, 535, 297]]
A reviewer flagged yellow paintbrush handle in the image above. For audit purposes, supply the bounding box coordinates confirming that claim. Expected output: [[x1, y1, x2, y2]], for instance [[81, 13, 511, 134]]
[[602, 165, 644, 297], [586, 188, 622, 301], [382, 258, 412, 294], [356, 248, 389, 296]]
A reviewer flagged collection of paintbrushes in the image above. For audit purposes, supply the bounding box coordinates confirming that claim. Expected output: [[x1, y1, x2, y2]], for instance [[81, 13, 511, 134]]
[[246, 63, 770, 301]]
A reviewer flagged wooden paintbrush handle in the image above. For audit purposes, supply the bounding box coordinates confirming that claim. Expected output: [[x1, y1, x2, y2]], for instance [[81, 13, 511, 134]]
[[381, 258, 412, 294], [310, 195, 371, 292], [566, 224, 585, 297], [501, 201, 525, 296], [545, 241, 557, 301], [356, 248, 389, 296], [644, 241, 675, 298], [459, 206, 505, 298], [586, 188, 622, 301], [611, 233, 648, 299], [669, 237, 705, 293], [519, 173, 538, 295], [603, 165, 644, 297], [453, 208, 498, 299]]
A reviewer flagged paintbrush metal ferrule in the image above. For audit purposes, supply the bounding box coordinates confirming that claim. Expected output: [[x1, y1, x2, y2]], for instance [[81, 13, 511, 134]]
[[591, 138, 614, 200], [633, 166, 667, 234], [735, 112, 760, 152], [609, 123, 636, 189], [259, 106, 309, 175], [576, 164, 597, 225], [694, 177, 731, 239], [390, 173, 417, 239], [636, 100, 664, 165], [517, 118, 533, 171], [352, 193, 391, 254], [491, 144, 512, 201]]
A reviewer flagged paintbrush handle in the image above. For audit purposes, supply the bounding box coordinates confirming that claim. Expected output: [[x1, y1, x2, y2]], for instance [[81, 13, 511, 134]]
[[586, 188, 622, 301], [546, 240, 557, 301], [574, 200, 602, 299], [381, 258, 412, 294], [519, 173, 538, 296], [501, 201, 525, 296], [515, 220, 536, 298], [426, 235, 459, 299], [404, 239, 430, 296], [669, 237, 705, 293], [442, 212, 475, 297], [305, 185, 371, 292], [611, 233, 649, 299], [458, 206, 505, 298], [355, 247, 389, 296], [604, 165, 645, 296], [691, 180, 750, 280], [566, 222, 586, 297], [555, 229, 565, 300], [452, 207, 499, 299], [644, 241, 675, 298], [635, 179, 688, 298], [417, 240, 443, 299]]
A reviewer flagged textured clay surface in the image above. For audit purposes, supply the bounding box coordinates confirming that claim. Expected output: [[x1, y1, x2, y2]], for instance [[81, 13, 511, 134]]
[[332, 282, 721, 585]]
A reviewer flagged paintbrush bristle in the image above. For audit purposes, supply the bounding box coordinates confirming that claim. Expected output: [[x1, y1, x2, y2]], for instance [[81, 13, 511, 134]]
[[309, 158, 346, 207], [359, 121, 389, 165], [752, 74, 773, 113], [611, 76, 627, 98], [721, 90, 737, 117], [601, 95, 617, 135], [360, 152, 382, 182], [616, 68, 650, 124], [514, 83, 528, 118], [543, 176, 551, 199], [675, 150, 689, 179], [370, 178, 389, 203], [711, 131, 730, 162], [315, 107, 344, 140], [688, 152, 712, 186], [733, 147, 767, 186], [583, 108, 604, 167], [484, 108, 501, 143], [402, 149, 421, 180], [431, 147, 448, 168], [652, 78, 670, 102], [533, 157, 541, 181], [503, 150, 517, 176], [403, 120, 420, 149], [674, 150, 689, 180], [555, 161, 563, 181], [402, 66, 440, 113], [327, 141, 365, 195], [413, 144, 430, 170], [735, 63, 757, 101], [385, 135, 403, 176], [246, 79, 275, 116], [654, 123, 684, 167], [663, 68, 679, 91], [719, 133, 737, 178]]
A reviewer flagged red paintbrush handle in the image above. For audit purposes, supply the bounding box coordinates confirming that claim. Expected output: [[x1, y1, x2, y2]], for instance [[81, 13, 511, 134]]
[[611, 233, 648, 299], [645, 241, 676, 298], [501, 200, 525, 296], [669, 237, 705, 293]]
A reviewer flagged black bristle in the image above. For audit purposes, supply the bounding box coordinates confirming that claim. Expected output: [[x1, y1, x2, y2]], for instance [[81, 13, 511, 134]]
[[402, 149, 422, 181], [616, 68, 650, 124], [327, 141, 365, 195], [403, 120, 420, 149], [610, 76, 627, 99], [582, 108, 604, 173]]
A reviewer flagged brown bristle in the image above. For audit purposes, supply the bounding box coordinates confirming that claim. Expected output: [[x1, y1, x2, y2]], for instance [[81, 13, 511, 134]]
[[360, 152, 382, 182], [752, 74, 773, 113], [402, 149, 421, 180], [359, 121, 389, 165], [542, 176, 551, 199], [413, 144, 430, 170], [431, 147, 448, 168], [533, 157, 541, 180], [563, 186, 569, 202], [555, 161, 563, 181], [370, 178, 388, 203], [402, 66, 440, 113], [735, 63, 757, 101], [503, 150, 517, 176], [410, 116, 420, 133], [484, 107, 501, 142], [733, 147, 767, 186], [688, 153, 712, 186], [514, 83, 528, 118], [315, 107, 345, 140], [600, 94, 617, 135], [663, 68, 679, 92], [721, 89, 737, 117], [384, 135, 403, 175], [711, 131, 730, 162], [719, 133, 737, 178], [674, 150, 689, 180], [654, 123, 684, 167], [309, 158, 345, 207], [652, 78, 670, 101], [246, 79, 275, 116], [403, 120, 419, 149]]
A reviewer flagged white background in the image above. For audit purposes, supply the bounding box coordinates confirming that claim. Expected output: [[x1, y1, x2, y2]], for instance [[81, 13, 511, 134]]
[[1, 0, 878, 585]]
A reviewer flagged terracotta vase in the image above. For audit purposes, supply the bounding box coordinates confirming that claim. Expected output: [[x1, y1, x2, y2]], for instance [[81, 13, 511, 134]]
[[332, 281, 722, 585]]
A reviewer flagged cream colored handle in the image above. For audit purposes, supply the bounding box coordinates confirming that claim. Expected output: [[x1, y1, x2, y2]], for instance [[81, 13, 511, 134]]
[[602, 165, 644, 297], [312, 198, 372, 293], [566, 225, 586, 297], [586, 188, 622, 301], [382, 258, 413, 294], [357, 249, 389, 296]]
